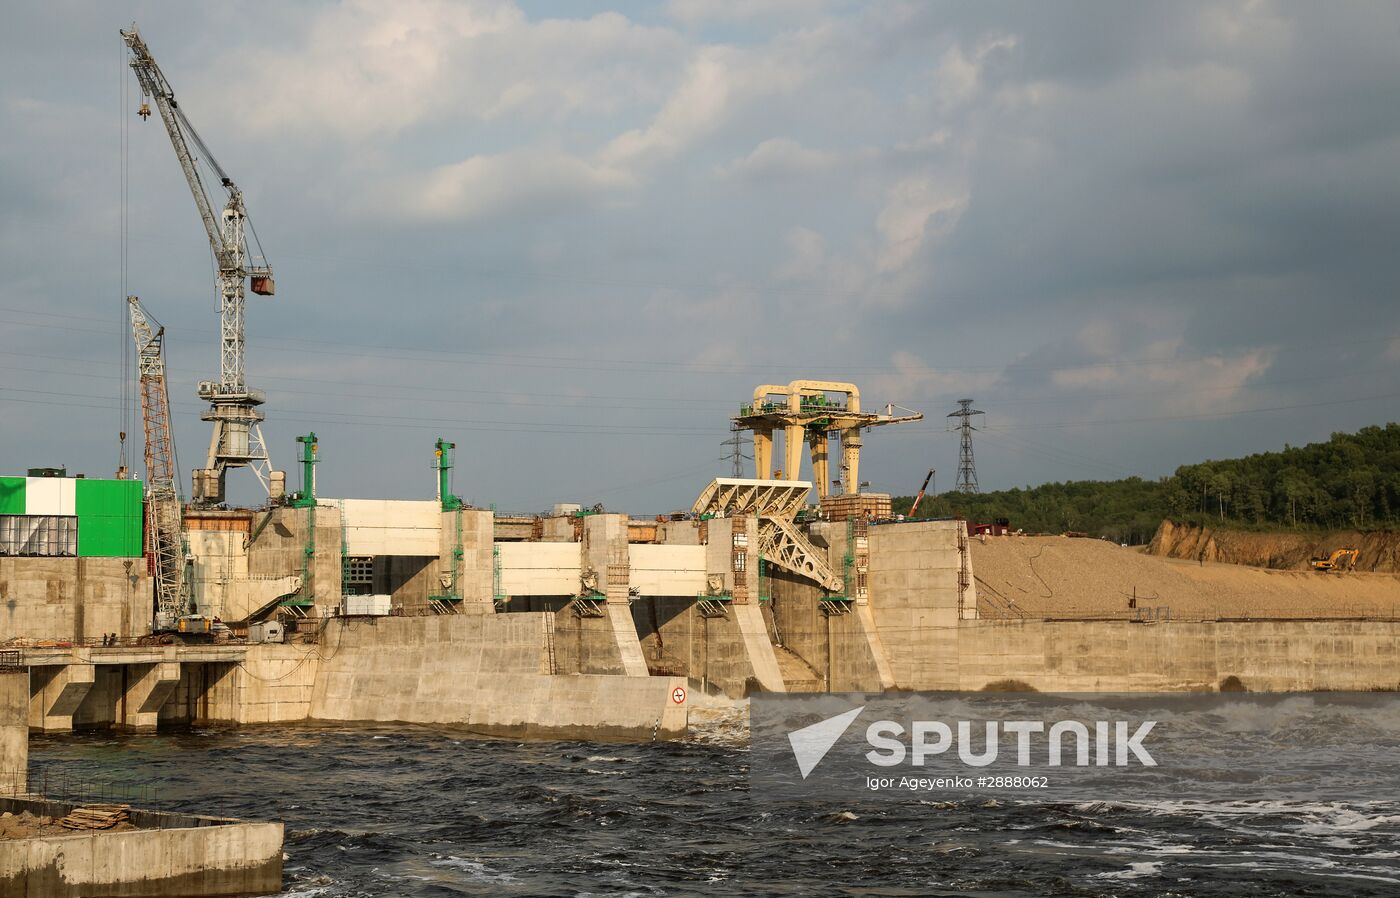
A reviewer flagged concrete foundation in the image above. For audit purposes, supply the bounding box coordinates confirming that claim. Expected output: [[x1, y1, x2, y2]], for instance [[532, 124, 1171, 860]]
[[0, 798, 282, 898]]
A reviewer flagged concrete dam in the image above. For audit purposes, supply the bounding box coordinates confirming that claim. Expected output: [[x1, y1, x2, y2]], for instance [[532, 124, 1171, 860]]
[[8, 470, 1400, 748]]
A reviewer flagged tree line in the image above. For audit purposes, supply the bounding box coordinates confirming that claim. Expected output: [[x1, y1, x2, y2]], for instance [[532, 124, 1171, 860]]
[[890, 423, 1400, 544]]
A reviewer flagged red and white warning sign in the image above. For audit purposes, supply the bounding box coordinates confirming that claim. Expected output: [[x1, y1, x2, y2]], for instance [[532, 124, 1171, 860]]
[[671, 686, 687, 704]]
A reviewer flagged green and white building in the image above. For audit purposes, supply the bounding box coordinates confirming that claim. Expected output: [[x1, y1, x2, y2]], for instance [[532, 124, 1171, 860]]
[[0, 471, 143, 558]]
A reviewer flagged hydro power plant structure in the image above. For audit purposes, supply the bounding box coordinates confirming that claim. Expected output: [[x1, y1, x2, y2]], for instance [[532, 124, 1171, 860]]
[[0, 22, 1397, 760], [5, 22, 1400, 898]]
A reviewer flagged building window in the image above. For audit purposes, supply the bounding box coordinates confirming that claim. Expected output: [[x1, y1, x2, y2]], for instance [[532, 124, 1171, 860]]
[[345, 555, 374, 595], [0, 515, 78, 556]]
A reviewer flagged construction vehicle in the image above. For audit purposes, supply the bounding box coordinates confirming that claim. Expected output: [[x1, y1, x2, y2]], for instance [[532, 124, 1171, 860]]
[[1311, 548, 1359, 572], [908, 469, 935, 518], [122, 24, 280, 507], [128, 297, 202, 633]]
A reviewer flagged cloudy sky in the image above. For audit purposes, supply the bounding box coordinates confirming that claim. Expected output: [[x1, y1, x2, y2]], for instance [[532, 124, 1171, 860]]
[[2, 1, 1398, 512]]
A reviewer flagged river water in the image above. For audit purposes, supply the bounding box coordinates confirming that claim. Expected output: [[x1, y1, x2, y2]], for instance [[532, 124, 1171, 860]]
[[27, 715, 1400, 897]]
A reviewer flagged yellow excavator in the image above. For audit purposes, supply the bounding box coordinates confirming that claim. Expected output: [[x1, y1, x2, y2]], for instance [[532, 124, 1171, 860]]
[[1311, 548, 1359, 572]]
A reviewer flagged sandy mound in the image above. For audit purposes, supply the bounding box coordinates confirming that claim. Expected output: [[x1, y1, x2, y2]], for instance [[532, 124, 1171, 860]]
[[971, 535, 1400, 620]]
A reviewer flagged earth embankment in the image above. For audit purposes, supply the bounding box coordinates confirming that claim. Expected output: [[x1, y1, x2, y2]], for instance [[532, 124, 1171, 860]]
[[1149, 519, 1400, 572], [971, 534, 1400, 619]]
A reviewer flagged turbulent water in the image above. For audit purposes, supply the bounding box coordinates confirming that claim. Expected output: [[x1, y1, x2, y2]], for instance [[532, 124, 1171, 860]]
[[27, 713, 1400, 898]]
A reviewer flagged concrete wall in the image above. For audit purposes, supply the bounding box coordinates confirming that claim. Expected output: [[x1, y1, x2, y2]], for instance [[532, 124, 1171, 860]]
[[0, 798, 282, 898], [630, 596, 784, 697], [866, 520, 966, 690], [630, 545, 706, 596], [197, 647, 319, 725], [341, 499, 439, 555], [0, 557, 150, 642], [766, 569, 889, 692], [497, 542, 579, 595], [308, 615, 687, 739], [247, 505, 343, 612], [957, 619, 1400, 692], [188, 530, 299, 622], [0, 670, 25, 794]]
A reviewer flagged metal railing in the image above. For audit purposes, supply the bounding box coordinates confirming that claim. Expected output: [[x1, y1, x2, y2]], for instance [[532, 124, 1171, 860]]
[[1, 768, 158, 806]]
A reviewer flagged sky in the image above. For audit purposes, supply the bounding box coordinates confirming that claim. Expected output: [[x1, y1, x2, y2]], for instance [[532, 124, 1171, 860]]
[[2, 0, 1399, 514]]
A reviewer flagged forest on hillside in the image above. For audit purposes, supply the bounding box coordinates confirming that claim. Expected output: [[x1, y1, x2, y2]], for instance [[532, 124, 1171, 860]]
[[891, 423, 1400, 544]]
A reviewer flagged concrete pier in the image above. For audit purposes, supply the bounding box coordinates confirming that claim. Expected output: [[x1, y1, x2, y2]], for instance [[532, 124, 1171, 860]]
[[27, 663, 93, 733], [1, 669, 26, 795]]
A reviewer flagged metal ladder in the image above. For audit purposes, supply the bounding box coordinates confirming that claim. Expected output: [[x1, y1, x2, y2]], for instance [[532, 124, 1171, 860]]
[[542, 614, 558, 674]]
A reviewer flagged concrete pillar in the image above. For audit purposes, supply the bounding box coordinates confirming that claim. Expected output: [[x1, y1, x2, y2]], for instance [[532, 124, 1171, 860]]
[[120, 662, 180, 731], [783, 424, 804, 481], [704, 515, 760, 601], [581, 515, 648, 676], [1, 669, 28, 795], [733, 604, 785, 693], [808, 430, 830, 498], [28, 663, 94, 733], [704, 516, 785, 693], [810, 520, 895, 691], [958, 521, 978, 620], [438, 508, 494, 614], [840, 428, 861, 495], [753, 427, 773, 479]]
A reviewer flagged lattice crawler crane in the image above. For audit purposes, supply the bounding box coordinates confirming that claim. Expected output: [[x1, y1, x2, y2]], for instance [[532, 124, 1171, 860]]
[[128, 297, 200, 633]]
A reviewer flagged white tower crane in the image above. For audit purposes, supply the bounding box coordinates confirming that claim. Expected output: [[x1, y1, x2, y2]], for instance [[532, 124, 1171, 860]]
[[121, 24, 279, 507]]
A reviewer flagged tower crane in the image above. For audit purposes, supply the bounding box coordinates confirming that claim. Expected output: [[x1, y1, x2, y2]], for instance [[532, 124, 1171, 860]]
[[128, 296, 195, 632], [121, 24, 279, 508]]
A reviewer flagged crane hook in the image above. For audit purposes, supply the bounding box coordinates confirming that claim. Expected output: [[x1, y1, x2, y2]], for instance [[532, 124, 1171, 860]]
[[138, 102, 151, 120]]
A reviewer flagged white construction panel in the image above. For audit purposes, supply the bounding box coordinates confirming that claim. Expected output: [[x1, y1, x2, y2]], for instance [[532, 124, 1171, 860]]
[[25, 477, 75, 515], [630, 544, 707, 596], [339, 499, 440, 556], [497, 541, 579, 596]]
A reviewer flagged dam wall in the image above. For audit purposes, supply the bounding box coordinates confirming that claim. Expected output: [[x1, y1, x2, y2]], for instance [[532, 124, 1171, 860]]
[[190, 615, 686, 739], [956, 618, 1400, 692], [307, 615, 687, 740]]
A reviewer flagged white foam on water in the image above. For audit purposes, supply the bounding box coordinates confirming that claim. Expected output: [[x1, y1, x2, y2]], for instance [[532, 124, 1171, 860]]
[[1096, 860, 1162, 880], [429, 856, 520, 884]]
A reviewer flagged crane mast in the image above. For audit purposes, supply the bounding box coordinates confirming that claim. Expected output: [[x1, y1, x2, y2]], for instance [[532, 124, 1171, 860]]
[[121, 24, 278, 508], [128, 297, 189, 630]]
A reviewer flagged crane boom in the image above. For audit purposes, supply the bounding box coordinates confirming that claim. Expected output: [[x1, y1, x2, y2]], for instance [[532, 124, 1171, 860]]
[[122, 23, 279, 508], [909, 468, 935, 518], [129, 296, 189, 629], [119, 29, 223, 255]]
